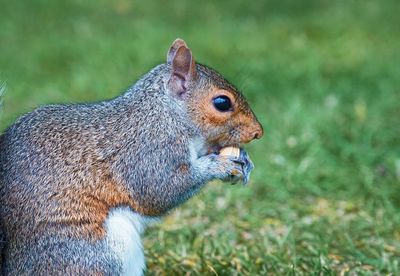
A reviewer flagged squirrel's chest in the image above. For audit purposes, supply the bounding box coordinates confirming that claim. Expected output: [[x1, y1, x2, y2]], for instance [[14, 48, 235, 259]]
[[105, 207, 153, 276]]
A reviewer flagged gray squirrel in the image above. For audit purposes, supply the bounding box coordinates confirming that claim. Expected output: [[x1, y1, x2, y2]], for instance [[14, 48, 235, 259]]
[[0, 39, 263, 275]]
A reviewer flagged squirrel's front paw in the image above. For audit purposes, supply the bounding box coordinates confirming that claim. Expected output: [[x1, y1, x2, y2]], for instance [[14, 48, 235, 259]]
[[202, 152, 250, 184], [195, 149, 254, 184], [215, 148, 254, 184], [214, 154, 244, 184]]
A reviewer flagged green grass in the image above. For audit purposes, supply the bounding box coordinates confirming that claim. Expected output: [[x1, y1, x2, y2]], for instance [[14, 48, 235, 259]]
[[1, 0, 400, 274]]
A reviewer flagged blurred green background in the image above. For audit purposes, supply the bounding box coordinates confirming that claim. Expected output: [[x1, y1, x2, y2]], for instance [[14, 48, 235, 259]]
[[1, 0, 399, 274]]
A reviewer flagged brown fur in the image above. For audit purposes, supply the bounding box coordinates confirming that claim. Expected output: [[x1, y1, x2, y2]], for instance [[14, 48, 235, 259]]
[[187, 85, 263, 150]]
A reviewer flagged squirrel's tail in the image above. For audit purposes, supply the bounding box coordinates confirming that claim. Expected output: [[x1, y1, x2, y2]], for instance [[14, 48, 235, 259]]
[[0, 84, 5, 269], [0, 134, 4, 270], [0, 134, 4, 269], [0, 220, 3, 270]]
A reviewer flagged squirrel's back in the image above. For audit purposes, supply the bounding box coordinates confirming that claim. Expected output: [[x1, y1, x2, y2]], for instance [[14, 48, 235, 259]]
[[0, 63, 197, 245]]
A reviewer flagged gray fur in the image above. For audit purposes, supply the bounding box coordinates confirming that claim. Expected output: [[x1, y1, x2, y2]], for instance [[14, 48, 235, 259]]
[[0, 83, 5, 270], [0, 62, 249, 274]]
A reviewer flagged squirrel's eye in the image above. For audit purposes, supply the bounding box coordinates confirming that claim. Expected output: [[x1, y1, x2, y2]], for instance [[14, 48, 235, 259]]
[[213, 96, 232, 112]]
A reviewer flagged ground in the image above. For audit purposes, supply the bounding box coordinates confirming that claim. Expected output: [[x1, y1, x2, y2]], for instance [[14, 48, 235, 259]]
[[0, 0, 399, 274]]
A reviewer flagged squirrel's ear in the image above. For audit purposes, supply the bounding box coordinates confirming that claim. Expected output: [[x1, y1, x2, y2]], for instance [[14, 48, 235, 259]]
[[167, 38, 188, 64], [167, 45, 197, 97]]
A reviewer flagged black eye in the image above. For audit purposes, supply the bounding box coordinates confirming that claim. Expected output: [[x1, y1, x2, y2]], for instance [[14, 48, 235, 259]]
[[213, 96, 232, 112]]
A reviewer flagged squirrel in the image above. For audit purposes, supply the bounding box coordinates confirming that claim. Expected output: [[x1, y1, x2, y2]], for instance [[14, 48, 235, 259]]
[[0, 38, 263, 275]]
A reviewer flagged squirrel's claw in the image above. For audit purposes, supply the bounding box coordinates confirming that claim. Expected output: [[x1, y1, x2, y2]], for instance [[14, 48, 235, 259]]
[[239, 149, 254, 185], [224, 149, 254, 185]]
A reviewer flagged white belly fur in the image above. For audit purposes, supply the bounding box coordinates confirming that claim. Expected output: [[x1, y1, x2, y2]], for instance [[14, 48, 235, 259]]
[[105, 207, 155, 276]]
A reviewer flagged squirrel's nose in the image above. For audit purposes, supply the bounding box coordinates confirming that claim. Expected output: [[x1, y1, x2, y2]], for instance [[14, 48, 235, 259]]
[[252, 123, 264, 140], [242, 123, 263, 144], [240, 116, 264, 144], [253, 131, 262, 140]]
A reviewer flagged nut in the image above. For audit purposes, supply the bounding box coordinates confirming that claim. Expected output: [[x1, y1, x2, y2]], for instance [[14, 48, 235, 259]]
[[219, 146, 240, 158]]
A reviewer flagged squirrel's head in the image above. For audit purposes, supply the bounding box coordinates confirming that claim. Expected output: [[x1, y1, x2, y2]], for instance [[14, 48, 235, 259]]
[[166, 38, 263, 153]]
